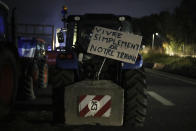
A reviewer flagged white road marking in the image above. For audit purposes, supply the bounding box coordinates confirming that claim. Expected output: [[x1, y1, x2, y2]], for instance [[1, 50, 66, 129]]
[[148, 91, 175, 106], [145, 68, 196, 85]]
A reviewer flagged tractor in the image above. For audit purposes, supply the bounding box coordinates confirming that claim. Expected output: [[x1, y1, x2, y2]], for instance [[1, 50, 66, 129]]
[[0, 1, 48, 119], [0, 1, 18, 118], [51, 7, 148, 127], [17, 37, 48, 100]]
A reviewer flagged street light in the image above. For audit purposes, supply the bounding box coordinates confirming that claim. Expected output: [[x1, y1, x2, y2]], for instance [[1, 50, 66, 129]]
[[152, 33, 158, 49]]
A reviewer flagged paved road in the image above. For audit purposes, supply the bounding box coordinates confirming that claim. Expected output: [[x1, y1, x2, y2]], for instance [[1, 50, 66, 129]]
[[1, 69, 196, 131], [141, 69, 196, 131]]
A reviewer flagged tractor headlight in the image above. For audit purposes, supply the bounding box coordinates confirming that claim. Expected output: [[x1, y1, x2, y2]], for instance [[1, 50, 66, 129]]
[[74, 16, 80, 21], [119, 16, 125, 22]]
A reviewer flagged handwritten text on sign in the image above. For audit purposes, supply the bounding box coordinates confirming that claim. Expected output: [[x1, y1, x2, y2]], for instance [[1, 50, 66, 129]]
[[87, 26, 142, 64]]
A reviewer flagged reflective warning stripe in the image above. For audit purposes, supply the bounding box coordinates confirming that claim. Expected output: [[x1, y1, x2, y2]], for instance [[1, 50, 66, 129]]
[[79, 95, 111, 117], [79, 95, 95, 112], [94, 99, 111, 117], [103, 108, 111, 117], [84, 95, 104, 117], [79, 95, 104, 117], [78, 95, 87, 103]]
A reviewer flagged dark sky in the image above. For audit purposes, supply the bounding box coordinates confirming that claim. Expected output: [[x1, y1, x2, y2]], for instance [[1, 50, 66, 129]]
[[2, 0, 182, 28]]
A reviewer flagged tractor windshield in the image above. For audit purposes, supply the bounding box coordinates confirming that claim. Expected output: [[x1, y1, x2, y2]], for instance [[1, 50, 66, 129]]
[[70, 14, 133, 52]]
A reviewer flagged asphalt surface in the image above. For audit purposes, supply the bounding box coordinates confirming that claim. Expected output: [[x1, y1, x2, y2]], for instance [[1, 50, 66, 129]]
[[138, 69, 196, 131], [1, 68, 196, 131]]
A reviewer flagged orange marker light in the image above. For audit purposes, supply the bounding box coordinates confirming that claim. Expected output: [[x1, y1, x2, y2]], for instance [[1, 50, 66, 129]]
[[63, 6, 68, 11]]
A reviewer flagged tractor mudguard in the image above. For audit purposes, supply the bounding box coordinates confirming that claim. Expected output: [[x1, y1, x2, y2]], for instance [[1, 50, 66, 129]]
[[122, 54, 143, 69]]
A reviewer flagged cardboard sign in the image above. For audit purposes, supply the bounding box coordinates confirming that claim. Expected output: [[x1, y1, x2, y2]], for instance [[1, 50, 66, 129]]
[[87, 26, 142, 64]]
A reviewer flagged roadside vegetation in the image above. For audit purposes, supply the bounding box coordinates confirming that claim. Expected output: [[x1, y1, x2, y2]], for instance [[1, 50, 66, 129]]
[[133, 0, 196, 59], [142, 50, 196, 78]]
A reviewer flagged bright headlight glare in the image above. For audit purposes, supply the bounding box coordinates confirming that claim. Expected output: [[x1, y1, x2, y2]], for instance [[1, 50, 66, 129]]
[[74, 16, 80, 21], [119, 16, 125, 21]]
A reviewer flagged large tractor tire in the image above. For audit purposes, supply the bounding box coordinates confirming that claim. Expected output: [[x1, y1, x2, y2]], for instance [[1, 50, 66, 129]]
[[20, 61, 40, 100], [52, 69, 74, 123], [123, 69, 148, 127], [38, 61, 48, 88], [23, 68, 36, 100], [32, 63, 39, 94], [0, 49, 18, 118]]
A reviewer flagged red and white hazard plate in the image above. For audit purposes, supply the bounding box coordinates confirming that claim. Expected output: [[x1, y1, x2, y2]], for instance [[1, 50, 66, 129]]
[[78, 95, 111, 117]]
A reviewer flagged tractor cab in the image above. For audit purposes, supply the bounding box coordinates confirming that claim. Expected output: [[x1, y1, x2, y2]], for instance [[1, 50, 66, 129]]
[[17, 37, 46, 59], [64, 14, 133, 53]]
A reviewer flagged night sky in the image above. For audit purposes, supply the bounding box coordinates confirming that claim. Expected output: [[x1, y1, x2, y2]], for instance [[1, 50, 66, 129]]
[[2, 0, 182, 28]]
